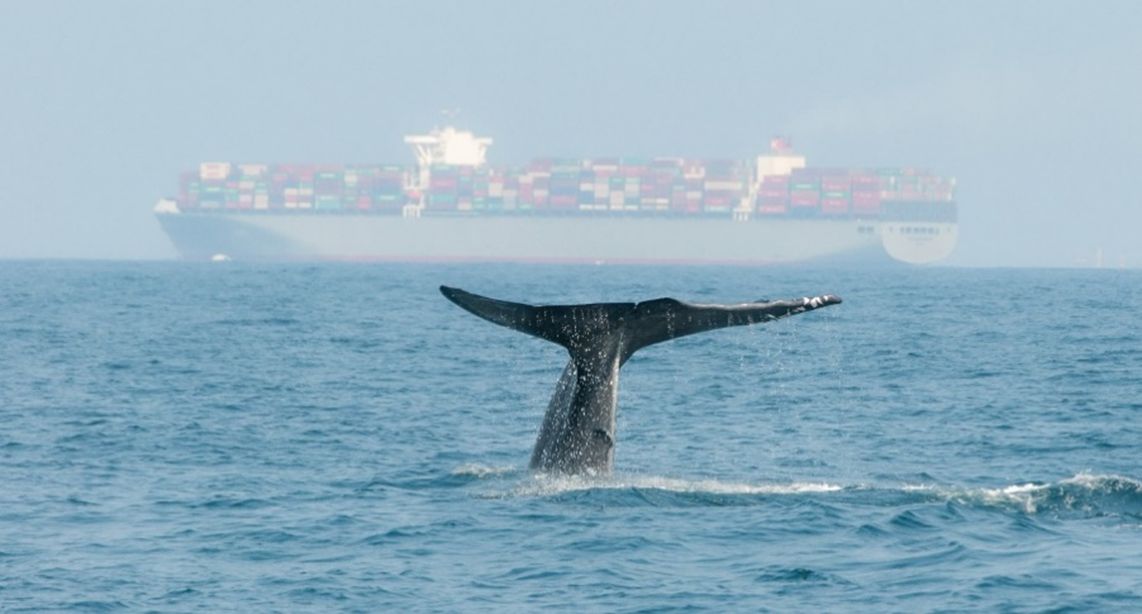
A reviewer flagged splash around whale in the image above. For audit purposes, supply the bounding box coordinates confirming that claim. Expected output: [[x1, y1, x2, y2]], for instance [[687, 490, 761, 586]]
[[440, 286, 841, 477]]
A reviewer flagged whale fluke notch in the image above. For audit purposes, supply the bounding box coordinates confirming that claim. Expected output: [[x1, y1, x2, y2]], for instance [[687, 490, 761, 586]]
[[439, 285, 841, 475]]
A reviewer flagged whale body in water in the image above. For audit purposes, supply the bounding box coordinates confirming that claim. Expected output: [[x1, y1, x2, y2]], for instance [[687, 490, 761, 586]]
[[440, 286, 841, 476]]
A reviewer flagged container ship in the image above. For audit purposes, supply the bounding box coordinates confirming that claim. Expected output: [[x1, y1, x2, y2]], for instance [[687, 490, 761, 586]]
[[154, 127, 957, 265]]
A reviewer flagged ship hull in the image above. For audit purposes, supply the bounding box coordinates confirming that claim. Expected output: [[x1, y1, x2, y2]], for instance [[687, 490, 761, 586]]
[[156, 211, 953, 265]]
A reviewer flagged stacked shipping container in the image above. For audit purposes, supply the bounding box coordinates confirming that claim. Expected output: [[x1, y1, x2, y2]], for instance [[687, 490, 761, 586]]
[[179, 163, 409, 212], [177, 159, 954, 219]]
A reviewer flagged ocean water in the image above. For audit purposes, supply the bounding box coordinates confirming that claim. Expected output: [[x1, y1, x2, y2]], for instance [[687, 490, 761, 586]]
[[1, 261, 1140, 612]]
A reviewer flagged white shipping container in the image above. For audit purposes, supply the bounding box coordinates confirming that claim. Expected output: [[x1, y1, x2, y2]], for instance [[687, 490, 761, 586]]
[[238, 164, 267, 177], [200, 162, 231, 180], [705, 181, 744, 191]]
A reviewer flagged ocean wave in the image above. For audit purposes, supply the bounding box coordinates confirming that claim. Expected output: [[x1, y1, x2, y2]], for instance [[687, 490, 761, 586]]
[[912, 473, 1142, 519], [468, 470, 848, 505], [449, 463, 520, 479], [462, 468, 1142, 519]]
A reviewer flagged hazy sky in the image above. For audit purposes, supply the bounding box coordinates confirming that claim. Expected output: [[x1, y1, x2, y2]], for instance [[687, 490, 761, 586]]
[[1, 1, 1139, 266]]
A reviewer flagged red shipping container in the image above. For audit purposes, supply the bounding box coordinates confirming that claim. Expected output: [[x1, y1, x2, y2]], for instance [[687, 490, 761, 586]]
[[821, 198, 849, 215], [790, 192, 820, 207]]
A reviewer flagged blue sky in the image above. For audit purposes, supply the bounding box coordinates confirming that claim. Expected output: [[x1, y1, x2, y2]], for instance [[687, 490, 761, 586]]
[[1, 0, 1139, 266]]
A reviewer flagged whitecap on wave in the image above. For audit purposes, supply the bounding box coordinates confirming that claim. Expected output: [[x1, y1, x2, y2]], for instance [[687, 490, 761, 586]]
[[906, 473, 1142, 519], [464, 469, 847, 502], [457, 466, 1142, 518], [449, 463, 519, 479]]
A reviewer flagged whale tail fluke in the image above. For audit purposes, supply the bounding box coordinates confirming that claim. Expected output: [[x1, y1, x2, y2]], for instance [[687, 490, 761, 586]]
[[439, 286, 840, 361], [440, 285, 841, 476]]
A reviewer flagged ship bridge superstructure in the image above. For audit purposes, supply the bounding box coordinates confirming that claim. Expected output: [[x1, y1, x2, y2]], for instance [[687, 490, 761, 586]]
[[404, 127, 492, 216], [735, 137, 807, 221]]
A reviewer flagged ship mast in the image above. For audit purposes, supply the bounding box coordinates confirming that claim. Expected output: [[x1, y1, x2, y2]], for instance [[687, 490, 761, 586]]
[[403, 126, 493, 217]]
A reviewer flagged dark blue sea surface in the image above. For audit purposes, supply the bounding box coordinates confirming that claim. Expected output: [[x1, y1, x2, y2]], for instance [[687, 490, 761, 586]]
[[2, 261, 1140, 612]]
